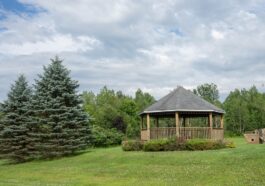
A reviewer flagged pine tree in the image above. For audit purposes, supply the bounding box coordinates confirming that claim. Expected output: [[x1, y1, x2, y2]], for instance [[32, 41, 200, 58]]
[[31, 56, 91, 158], [0, 75, 32, 162]]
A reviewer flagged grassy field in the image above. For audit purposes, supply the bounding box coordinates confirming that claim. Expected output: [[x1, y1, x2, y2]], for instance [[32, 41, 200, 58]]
[[0, 138, 264, 186]]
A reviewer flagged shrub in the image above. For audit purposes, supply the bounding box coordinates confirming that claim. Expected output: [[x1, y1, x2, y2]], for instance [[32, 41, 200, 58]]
[[122, 140, 143, 151], [91, 125, 124, 147], [224, 140, 236, 148], [122, 138, 234, 152], [143, 138, 186, 151], [185, 139, 226, 151], [143, 139, 170, 151]]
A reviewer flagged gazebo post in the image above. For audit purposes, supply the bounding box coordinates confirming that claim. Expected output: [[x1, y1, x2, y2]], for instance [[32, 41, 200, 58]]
[[147, 113, 150, 140], [155, 117, 159, 128], [141, 115, 143, 129], [175, 112, 180, 138], [220, 114, 224, 129], [209, 112, 213, 138]]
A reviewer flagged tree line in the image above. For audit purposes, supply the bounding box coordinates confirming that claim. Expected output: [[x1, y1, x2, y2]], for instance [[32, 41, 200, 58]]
[[193, 83, 265, 135], [0, 57, 155, 163], [1, 57, 264, 163], [82, 87, 155, 146]]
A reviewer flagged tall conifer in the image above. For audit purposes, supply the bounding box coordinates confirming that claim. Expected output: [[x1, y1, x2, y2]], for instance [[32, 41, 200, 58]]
[[0, 75, 32, 162], [31, 56, 90, 158]]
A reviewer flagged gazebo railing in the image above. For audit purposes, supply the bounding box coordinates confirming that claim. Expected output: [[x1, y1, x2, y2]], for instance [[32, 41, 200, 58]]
[[179, 127, 211, 139], [148, 127, 221, 140], [150, 127, 176, 139]]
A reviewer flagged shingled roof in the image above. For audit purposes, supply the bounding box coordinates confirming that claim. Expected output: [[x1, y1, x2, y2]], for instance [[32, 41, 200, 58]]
[[141, 86, 225, 114]]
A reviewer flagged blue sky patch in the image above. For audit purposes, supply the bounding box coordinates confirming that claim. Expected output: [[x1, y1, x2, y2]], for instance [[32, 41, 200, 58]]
[[0, 0, 41, 16]]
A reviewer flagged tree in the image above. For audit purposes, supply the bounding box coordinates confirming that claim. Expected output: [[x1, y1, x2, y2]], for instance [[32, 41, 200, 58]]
[[193, 83, 221, 106], [135, 89, 155, 112], [223, 89, 249, 134], [223, 86, 265, 134], [30, 56, 91, 158], [0, 75, 32, 162]]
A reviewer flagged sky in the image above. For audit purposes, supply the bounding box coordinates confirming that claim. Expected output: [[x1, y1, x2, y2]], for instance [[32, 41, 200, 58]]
[[0, 0, 265, 102]]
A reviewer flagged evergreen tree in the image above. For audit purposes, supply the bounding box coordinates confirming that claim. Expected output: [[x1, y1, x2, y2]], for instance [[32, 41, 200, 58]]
[[0, 75, 32, 162], [31, 56, 91, 158]]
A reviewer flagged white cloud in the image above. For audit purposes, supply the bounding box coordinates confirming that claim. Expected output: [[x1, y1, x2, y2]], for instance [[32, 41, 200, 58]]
[[211, 30, 225, 40], [0, 34, 101, 55], [0, 0, 265, 101]]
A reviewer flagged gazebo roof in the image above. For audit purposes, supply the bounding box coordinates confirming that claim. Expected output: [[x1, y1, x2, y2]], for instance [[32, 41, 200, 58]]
[[141, 86, 225, 114]]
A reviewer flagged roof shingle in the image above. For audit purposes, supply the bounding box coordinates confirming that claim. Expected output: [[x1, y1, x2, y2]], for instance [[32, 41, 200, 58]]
[[141, 86, 225, 114]]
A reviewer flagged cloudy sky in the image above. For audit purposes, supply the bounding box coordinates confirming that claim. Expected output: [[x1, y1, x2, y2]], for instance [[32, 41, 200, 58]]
[[0, 0, 265, 102]]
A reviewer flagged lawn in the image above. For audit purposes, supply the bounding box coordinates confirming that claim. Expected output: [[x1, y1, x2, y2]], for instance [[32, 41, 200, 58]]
[[0, 138, 264, 186]]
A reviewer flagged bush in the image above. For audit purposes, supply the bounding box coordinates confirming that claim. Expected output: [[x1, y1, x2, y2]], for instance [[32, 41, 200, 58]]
[[143, 139, 170, 151], [224, 140, 236, 148], [185, 139, 226, 151], [122, 140, 143, 151], [143, 138, 186, 151], [91, 125, 124, 147], [122, 138, 234, 152]]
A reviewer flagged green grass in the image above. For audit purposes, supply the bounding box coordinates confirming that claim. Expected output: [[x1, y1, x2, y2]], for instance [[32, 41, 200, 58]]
[[0, 138, 264, 186]]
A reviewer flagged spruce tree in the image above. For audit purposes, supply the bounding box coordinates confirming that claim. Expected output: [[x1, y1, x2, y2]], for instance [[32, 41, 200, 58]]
[[0, 75, 32, 162], [31, 56, 91, 158]]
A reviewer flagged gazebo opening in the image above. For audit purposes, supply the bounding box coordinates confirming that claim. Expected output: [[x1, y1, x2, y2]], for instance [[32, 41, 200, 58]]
[[140, 87, 224, 141]]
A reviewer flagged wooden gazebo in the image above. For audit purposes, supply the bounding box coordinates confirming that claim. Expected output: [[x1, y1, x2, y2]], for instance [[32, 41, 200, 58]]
[[140, 86, 225, 141]]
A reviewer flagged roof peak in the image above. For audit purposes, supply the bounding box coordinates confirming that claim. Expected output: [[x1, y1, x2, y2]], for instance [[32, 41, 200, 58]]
[[141, 86, 225, 114]]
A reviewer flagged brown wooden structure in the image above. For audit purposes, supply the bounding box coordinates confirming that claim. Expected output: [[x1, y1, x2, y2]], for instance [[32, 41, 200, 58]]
[[140, 86, 225, 141], [244, 129, 265, 144]]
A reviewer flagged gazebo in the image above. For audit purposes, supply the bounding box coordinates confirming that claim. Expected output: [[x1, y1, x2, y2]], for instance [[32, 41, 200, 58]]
[[140, 86, 225, 141]]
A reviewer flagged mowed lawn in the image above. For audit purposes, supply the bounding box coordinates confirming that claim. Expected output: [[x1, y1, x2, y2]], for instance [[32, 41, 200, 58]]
[[0, 138, 264, 186]]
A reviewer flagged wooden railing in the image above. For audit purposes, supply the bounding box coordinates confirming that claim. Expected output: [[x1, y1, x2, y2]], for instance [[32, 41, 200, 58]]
[[179, 127, 211, 139], [212, 128, 224, 140], [141, 130, 149, 141], [150, 127, 176, 139], [144, 127, 224, 140]]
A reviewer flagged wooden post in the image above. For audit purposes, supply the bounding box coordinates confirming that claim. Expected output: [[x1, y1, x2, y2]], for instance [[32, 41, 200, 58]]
[[220, 114, 224, 129], [209, 112, 213, 139], [155, 117, 159, 128], [147, 114, 150, 140], [141, 115, 143, 129], [209, 113, 213, 128], [155, 117, 159, 139], [175, 112, 179, 137]]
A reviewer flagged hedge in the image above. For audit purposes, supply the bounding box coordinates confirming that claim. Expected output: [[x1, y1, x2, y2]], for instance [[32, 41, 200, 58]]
[[122, 140, 143, 151], [122, 138, 235, 151]]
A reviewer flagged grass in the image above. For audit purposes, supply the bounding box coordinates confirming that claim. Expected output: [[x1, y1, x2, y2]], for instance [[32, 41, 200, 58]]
[[0, 138, 264, 186]]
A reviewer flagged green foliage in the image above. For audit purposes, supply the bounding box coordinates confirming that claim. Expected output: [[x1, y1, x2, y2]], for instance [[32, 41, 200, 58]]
[[224, 86, 265, 134], [135, 89, 156, 112], [141, 138, 229, 151], [185, 139, 226, 151], [193, 83, 221, 106], [122, 140, 143, 151], [224, 130, 242, 137], [143, 139, 172, 151], [82, 87, 155, 140], [91, 125, 124, 147], [0, 75, 32, 162], [29, 56, 91, 159]]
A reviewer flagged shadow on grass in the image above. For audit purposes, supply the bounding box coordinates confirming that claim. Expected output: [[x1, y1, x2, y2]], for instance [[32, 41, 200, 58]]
[[0, 149, 93, 165]]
